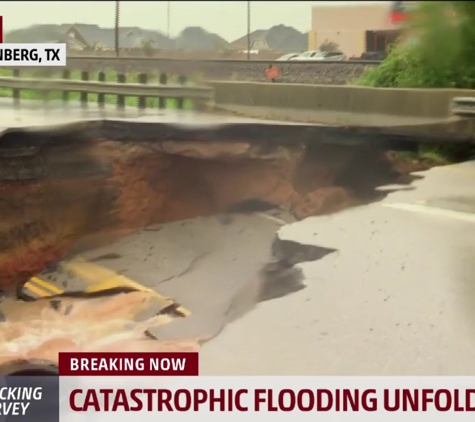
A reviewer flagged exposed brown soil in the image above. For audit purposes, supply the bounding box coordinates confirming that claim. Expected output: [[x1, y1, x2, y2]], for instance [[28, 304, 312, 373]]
[[0, 291, 199, 368], [0, 139, 437, 290]]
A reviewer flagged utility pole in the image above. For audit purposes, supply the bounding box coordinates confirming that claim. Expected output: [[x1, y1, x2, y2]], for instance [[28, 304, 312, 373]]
[[167, 1, 171, 39], [247, 1, 251, 61], [115, 1, 120, 57]]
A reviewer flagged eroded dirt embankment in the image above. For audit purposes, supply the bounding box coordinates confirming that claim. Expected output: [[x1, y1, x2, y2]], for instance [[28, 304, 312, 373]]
[[0, 123, 431, 290]]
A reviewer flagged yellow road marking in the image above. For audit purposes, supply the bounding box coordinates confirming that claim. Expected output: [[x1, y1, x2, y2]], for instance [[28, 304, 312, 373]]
[[173, 305, 191, 317], [30, 276, 63, 294], [84, 277, 144, 293], [61, 257, 192, 317], [21, 257, 191, 318], [22, 279, 57, 298]]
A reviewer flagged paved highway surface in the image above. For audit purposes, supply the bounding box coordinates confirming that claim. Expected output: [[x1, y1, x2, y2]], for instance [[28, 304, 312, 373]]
[[3, 105, 475, 375], [200, 161, 475, 375], [21, 210, 295, 338], [0, 99, 312, 130]]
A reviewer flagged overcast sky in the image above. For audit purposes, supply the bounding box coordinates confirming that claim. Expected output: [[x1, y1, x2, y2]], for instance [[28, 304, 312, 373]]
[[2, 1, 388, 42]]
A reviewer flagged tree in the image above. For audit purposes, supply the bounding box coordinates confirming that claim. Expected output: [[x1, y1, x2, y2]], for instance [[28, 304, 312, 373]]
[[319, 39, 340, 52], [141, 38, 155, 57], [355, 1, 475, 89]]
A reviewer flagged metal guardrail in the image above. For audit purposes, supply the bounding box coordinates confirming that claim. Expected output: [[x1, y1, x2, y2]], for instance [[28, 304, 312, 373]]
[[452, 97, 475, 117], [0, 70, 214, 110], [0, 77, 213, 99], [66, 56, 383, 66]]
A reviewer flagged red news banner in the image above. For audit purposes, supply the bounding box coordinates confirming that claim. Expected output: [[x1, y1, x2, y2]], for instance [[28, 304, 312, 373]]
[[58, 353, 475, 420], [58, 352, 199, 376]]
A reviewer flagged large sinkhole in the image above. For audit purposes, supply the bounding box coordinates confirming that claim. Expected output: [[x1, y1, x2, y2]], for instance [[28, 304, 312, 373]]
[[0, 118, 460, 352], [0, 121, 427, 289]]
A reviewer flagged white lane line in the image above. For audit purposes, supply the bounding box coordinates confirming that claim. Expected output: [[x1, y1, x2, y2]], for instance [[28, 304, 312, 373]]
[[382, 202, 475, 223]]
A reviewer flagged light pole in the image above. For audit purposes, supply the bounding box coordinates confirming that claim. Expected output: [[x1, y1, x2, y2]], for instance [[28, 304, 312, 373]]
[[115, 1, 120, 57], [247, 1, 251, 61], [167, 1, 171, 39]]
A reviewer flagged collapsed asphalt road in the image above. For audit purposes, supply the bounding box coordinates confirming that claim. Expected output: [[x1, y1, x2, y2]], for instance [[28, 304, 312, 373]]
[[0, 114, 435, 289], [199, 161, 475, 375], [0, 109, 471, 364], [9, 212, 335, 341]]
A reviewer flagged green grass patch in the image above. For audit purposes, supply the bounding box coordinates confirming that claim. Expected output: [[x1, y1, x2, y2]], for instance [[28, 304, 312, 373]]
[[397, 147, 447, 164], [0, 68, 194, 109], [397, 144, 475, 164]]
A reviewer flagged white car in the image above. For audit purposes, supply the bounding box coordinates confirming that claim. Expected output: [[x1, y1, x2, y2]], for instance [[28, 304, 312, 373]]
[[290, 50, 347, 61], [276, 53, 299, 61], [290, 50, 325, 61]]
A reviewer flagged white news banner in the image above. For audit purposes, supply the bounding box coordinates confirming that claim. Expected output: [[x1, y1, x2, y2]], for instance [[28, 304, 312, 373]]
[[0, 43, 66, 66], [59, 376, 475, 421]]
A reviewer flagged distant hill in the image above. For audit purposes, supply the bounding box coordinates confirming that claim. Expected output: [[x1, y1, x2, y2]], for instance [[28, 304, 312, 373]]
[[4, 24, 230, 51], [266, 25, 308, 50], [232, 24, 307, 51], [5, 25, 66, 43], [175, 27, 229, 51]]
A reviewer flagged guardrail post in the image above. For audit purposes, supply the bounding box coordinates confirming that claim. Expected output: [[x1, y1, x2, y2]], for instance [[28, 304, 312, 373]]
[[42, 86, 50, 108], [158, 72, 167, 110], [62, 70, 70, 105], [12, 69, 20, 107], [138, 73, 147, 110], [40, 70, 51, 108], [177, 74, 187, 110], [80, 71, 89, 108], [97, 71, 106, 109], [117, 73, 126, 110]]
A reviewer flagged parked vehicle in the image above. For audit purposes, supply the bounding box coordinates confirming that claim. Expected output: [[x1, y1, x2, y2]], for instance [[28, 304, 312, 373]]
[[290, 50, 347, 61], [275, 53, 300, 61], [290, 50, 325, 61], [323, 51, 347, 61], [358, 51, 387, 61]]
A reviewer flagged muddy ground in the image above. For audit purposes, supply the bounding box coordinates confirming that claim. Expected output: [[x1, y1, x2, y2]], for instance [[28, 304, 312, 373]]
[[0, 121, 443, 291]]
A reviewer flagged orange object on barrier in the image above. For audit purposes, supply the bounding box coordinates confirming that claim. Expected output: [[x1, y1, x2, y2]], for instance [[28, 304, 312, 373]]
[[266, 65, 279, 82]]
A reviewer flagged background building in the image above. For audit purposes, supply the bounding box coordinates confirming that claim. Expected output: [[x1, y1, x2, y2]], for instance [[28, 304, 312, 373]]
[[310, 3, 404, 57]]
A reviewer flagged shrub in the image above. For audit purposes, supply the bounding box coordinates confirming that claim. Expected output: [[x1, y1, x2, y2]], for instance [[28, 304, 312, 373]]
[[355, 1, 475, 89], [319, 39, 340, 52]]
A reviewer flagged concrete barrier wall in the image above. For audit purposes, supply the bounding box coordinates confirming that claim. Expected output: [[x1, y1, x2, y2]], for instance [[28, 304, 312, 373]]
[[209, 81, 475, 120]]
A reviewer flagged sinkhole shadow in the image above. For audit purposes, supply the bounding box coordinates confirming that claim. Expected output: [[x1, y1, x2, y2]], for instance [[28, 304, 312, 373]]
[[259, 237, 337, 303]]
